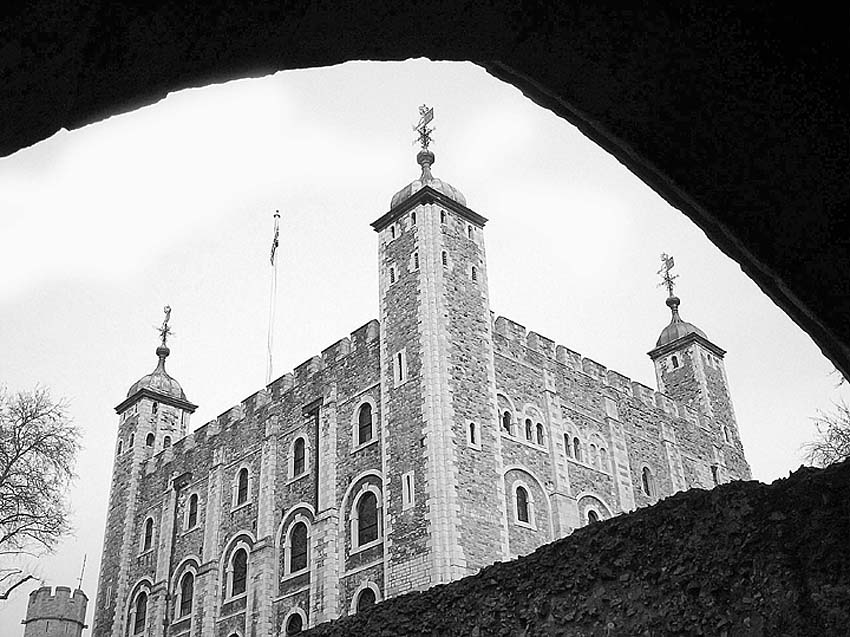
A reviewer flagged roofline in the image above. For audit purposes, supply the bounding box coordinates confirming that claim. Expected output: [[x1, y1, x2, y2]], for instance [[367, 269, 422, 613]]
[[647, 332, 727, 359], [371, 185, 488, 232], [115, 388, 198, 414]]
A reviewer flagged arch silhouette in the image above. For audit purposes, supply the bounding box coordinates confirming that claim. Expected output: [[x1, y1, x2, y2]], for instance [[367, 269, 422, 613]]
[[1, 5, 846, 379]]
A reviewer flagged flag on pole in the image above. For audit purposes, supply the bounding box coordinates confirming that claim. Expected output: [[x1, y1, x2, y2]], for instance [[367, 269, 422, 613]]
[[270, 210, 281, 265]]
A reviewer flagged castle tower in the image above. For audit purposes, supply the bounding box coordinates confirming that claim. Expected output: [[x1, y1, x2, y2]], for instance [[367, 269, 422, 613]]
[[22, 586, 88, 637], [373, 108, 508, 597], [647, 257, 750, 482], [93, 307, 196, 637]]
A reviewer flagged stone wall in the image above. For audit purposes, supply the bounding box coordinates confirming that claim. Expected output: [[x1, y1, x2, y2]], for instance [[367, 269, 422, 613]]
[[303, 459, 850, 636]]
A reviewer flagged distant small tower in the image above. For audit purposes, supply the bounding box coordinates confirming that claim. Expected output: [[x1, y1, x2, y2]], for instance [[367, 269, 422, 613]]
[[21, 586, 88, 637]]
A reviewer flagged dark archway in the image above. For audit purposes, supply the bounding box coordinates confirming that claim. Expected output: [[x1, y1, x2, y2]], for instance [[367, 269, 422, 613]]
[[2, 4, 847, 376]]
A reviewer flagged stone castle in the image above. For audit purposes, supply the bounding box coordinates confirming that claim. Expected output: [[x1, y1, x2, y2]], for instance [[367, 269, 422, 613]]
[[22, 586, 88, 637], [93, 133, 750, 636]]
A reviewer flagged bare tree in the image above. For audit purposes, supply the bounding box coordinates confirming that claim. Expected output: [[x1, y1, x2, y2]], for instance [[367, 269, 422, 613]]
[[0, 386, 80, 600], [802, 400, 850, 468]]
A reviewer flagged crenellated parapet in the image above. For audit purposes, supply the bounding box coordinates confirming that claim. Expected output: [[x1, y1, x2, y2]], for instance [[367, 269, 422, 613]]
[[23, 586, 88, 636], [492, 313, 697, 427]]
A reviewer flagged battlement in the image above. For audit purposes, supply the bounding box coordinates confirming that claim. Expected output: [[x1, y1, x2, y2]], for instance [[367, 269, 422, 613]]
[[25, 586, 88, 623], [493, 313, 697, 425]]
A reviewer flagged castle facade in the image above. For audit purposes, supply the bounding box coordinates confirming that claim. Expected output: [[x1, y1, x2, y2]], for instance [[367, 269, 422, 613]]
[[93, 146, 750, 637]]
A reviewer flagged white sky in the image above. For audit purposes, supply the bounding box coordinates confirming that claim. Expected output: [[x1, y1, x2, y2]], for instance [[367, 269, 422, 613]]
[[0, 60, 844, 631]]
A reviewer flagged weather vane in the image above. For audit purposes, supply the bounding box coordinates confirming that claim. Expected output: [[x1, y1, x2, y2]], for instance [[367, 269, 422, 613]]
[[657, 253, 678, 297], [413, 104, 435, 149], [157, 305, 173, 347]]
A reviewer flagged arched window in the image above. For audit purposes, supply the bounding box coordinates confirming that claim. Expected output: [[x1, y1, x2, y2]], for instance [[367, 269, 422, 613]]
[[524, 418, 533, 440], [390, 225, 396, 240], [356, 491, 380, 547], [231, 548, 248, 596], [564, 434, 572, 458], [293, 438, 306, 476], [357, 404, 373, 445], [467, 225, 473, 238], [285, 613, 303, 635], [722, 424, 730, 443], [129, 433, 135, 448], [589, 443, 597, 466], [535, 423, 545, 446], [516, 486, 530, 524], [641, 466, 655, 497], [471, 266, 478, 281], [671, 355, 680, 369], [573, 437, 582, 462], [289, 522, 309, 573], [356, 587, 376, 612], [142, 518, 154, 552], [187, 494, 198, 529], [152, 401, 159, 415], [413, 251, 419, 269], [236, 468, 249, 505], [711, 465, 719, 485], [133, 591, 147, 634], [410, 211, 416, 225], [117, 440, 123, 456], [179, 572, 194, 617], [467, 422, 477, 446], [501, 411, 512, 434], [587, 510, 599, 524], [440, 210, 446, 224], [599, 447, 608, 470], [163, 435, 171, 448]]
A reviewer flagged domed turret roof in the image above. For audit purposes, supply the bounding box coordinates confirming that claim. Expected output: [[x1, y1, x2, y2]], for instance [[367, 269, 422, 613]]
[[655, 296, 708, 348], [126, 345, 188, 401], [390, 149, 466, 209]]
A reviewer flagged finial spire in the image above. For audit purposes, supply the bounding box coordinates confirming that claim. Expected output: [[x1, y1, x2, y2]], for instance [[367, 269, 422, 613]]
[[414, 104, 435, 150], [155, 305, 173, 366], [657, 253, 681, 321]]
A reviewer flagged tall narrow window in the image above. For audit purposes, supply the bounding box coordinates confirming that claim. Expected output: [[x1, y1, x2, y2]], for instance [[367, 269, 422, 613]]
[[152, 401, 159, 415], [590, 443, 597, 466], [440, 210, 446, 224], [600, 447, 608, 470], [357, 492, 379, 546], [163, 435, 171, 448], [573, 437, 582, 462], [587, 510, 599, 524], [356, 588, 376, 612], [357, 404, 373, 445], [410, 211, 416, 225], [671, 355, 680, 369], [441, 251, 448, 267], [289, 522, 309, 573], [468, 422, 477, 446], [286, 614, 303, 635], [467, 225, 473, 238], [641, 467, 655, 497], [293, 438, 306, 476], [390, 225, 396, 239], [394, 350, 407, 385], [536, 423, 545, 446], [179, 572, 194, 617], [187, 494, 198, 529], [525, 419, 533, 441], [471, 266, 478, 281], [129, 433, 135, 448], [402, 472, 414, 509], [231, 549, 247, 596], [236, 468, 249, 505], [145, 433, 154, 447], [722, 424, 730, 443], [117, 440, 123, 456], [142, 518, 154, 552], [516, 486, 530, 523], [413, 251, 419, 269], [564, 434, 572, 457], [389, 266, 396, 284], [502, 411, 512, 434], [711, 465, 719, 485], [133, 592, 147, 634]]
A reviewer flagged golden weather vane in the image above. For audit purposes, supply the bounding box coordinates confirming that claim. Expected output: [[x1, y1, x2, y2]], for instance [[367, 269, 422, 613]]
[[413, 104, 435, 149], [657, 253, 678, 297]]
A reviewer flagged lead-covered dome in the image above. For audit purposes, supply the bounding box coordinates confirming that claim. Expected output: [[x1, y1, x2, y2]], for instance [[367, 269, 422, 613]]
[[390, 149, 466, 209], [126, 345, 188, 401], [655, 296, 707, 348]]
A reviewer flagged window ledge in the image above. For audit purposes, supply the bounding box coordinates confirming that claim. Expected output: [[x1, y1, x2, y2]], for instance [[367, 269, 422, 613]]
[[566, 457, 610, 474], [222, 592, 247, 605], [351, 437, 379, 454], [514, 519, 536, 531], [231, 501, 253, 513], [181, 525, 200, 536], [137, 548, 154, 558], [281, 567, 309, 582], [350, 538, 382, 556], [287, 471, 309, 486]]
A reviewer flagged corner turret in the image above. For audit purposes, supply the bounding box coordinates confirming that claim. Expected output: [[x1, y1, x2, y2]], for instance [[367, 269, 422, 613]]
[[22, 586, 88, 637]]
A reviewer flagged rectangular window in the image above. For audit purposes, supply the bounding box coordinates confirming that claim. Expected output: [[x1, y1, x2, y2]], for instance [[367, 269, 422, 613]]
[[393, 349, 408, 387], [402, 472, 414, 509]]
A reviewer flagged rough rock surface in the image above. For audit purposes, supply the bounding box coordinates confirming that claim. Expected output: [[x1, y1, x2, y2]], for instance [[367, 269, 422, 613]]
[[305, 460, 850, 636]]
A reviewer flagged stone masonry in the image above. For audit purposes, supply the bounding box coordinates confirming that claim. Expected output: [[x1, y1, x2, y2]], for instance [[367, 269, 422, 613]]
[[93, 146, 751, 637]]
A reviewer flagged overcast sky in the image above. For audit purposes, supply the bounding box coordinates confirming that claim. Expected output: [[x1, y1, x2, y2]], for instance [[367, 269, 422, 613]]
[[0, 60, 844, 631]]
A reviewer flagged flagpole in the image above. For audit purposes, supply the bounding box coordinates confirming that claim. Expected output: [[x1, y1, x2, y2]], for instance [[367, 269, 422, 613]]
[[267, 210, 280, 385]]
